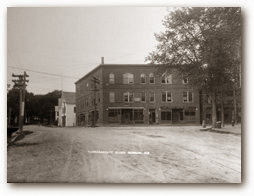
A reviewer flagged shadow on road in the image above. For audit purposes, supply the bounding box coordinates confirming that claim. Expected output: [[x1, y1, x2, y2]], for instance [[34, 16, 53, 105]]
[[12, 142, 40, 147]]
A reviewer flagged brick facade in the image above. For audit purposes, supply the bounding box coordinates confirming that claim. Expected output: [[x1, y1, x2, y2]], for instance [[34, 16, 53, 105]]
[[75, 64, 201, 126]]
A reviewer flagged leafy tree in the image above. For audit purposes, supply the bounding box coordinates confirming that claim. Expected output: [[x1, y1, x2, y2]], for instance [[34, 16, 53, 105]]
[[146, 7, 241, 127], [7, 88, 20, 125], [7, 88, 61, 125], [36, 90, 61, 124]]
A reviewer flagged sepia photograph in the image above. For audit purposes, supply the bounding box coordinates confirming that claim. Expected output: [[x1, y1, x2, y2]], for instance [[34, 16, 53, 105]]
[[6, 7, 241, 183]]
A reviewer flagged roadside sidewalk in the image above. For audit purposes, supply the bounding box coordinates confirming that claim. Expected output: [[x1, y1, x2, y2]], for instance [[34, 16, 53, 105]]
[[210, 124, 241, 135]]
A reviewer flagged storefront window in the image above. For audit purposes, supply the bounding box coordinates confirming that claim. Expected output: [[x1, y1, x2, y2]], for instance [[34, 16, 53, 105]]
[[161, 111, 171, 120], [185, 108, 196, 121], [108, 109, 118, 117], [134, 109, 144, 121]]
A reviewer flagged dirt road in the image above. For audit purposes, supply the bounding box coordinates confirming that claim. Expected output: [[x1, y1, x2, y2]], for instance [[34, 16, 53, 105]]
[[7, 125, 241, 183]]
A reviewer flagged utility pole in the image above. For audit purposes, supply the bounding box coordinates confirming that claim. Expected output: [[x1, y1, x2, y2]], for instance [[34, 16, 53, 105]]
[[91, 76, 100, 127], [12, 71, 29, 132], [8, 107, 12, 126], [7, 83, 12, 126]]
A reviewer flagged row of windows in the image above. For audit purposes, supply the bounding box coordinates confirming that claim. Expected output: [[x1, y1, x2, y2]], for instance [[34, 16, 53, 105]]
[[160, 110, 196, 121], [108, 109, 195, 121], [78, 91, 193, 109], [160, 110, 196, 120], [109, 73, 188, 84], [109, 91, 193, 103]]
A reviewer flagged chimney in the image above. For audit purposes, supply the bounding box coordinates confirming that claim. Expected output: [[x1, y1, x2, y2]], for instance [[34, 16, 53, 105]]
[[101, 57, 104, 65]]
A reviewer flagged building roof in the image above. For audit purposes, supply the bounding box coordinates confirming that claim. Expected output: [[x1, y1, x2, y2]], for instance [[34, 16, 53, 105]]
[[62, 91, 76, 104], [75, 64, 101, 84], [75, 63, 180, 84]]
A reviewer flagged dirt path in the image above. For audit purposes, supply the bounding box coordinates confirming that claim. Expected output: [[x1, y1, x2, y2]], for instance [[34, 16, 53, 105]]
[[7, 125, 241, 183]]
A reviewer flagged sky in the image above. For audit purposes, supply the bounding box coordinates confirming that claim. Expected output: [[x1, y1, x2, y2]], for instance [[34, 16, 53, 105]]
[[7, 7, 168, 94]]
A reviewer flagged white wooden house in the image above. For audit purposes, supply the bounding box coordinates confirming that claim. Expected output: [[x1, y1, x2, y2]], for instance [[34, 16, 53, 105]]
[[55, 91, 76, 127]]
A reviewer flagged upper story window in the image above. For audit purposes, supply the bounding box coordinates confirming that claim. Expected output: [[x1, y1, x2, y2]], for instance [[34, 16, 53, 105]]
[[74, 107, 76, 113], [149, 92, 155, 102], [149, 73, 155, 84], [205, 94, 211, 104], [109, 92, 115, 103], [141, 92, 146, 102], [162, 73, 172, 84], [162, 91, 173, 102], [123, 92, 134, 102], [183, 91, 193, 102], [140, 73, 146, 84], [123, 73, 134, 84], [92, 98, 96, 106], [109, 73, 115, 84], [182, 77, 188, 84], [133, 92, 146, 102]]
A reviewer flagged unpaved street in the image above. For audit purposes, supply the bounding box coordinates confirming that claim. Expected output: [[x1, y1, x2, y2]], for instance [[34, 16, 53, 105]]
[[7, 125, 241, 183]]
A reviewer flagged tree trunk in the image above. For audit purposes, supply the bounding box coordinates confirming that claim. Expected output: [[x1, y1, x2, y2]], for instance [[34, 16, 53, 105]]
[[233, 87, 237, 124], [202, 106, 206, 126], [211, 90, 217, 128], [200, 90, 206, 126], [221, 91, 224, 127]]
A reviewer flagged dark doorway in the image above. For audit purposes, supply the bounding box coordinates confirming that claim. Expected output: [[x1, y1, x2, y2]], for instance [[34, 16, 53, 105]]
[[62, 116, 66, 127], [79, 114, 86, 126], [121, 109, 133, 124], [149, 109, 156, 124], [172, 109, 183, 123]]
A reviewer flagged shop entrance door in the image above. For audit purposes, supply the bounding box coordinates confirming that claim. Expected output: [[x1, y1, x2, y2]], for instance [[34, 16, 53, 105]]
[[149, 109, 156, 124], [121, 109, 133, 124], [172, 109, 183, 123]]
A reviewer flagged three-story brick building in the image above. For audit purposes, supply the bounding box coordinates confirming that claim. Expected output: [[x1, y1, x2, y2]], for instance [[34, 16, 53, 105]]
[[75, 58, 200, 126]]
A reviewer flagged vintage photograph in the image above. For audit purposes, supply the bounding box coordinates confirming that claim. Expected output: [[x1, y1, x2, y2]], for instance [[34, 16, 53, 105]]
[[7, 7, 241, 183]]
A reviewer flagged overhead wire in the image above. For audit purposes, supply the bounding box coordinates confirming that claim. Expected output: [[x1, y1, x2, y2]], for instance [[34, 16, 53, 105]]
[[8, 65, 80, 79]]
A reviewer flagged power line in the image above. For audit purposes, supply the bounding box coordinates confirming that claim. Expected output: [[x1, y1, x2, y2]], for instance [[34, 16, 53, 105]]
[[8, 65, 80, 79]]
